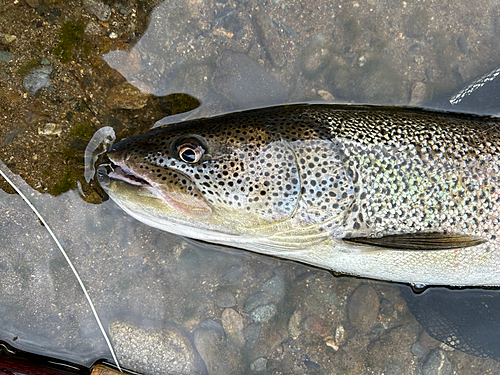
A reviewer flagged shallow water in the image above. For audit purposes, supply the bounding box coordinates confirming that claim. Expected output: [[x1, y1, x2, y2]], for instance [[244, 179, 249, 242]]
[[1, 0, 500, 373]]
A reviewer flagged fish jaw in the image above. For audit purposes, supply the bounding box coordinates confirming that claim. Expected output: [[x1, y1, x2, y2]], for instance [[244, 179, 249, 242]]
[[104, 157, 213, 220]]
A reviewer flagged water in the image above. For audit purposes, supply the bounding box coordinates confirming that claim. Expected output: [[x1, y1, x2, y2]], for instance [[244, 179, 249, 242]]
[[1, 0, 500, 373]]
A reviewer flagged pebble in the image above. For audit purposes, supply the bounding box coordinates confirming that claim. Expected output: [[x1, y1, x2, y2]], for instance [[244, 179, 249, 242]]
[[0, 51, 14, 63], [411, 341, 430, 359], [109, 321, 199, 375], [214, 290, 236, 308], [422, 350, 452, 375], [250, 357, 267, 372], [251, 304, 277, 323], [334, 325, 345, 346], [305, 315, 330, 337], [23, 66, 52, 95], [409, 81, 427, 105], [288, 309, 302, 339], [251, 8, 285, 67], [38, 123, 62, 136], [243, 275, 284, 313], [348, 284, 380, 334], [194, 328, 244, 375], [83, 0, 112, 21], [244, 322, 261, 349], [107, 82, 150, 110], [221, 308, 245, 348], [1, 34, 17, 44]]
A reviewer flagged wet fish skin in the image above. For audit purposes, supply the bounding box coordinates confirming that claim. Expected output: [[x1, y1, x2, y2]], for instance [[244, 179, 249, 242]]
[[99, 104, 500, 286]]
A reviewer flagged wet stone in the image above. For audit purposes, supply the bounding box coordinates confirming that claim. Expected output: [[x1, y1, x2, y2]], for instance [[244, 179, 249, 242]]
[[411, 341, 430, 359], [251, 304, 277, 323], [252, 8, 284, 67], [348, 284, 380, 334], [221, 308, 244, 348], [83, 0, 111, 21], [0, 51, 14, 63], [409, 81, 428, 105], [194, 328, 244, 375], [244, 322, 262, 348], [244, 275, 284, 313], [288, 309, 302, 339], [422, 350, 452, 375], [305, 315, 330, 337], [214, 290, 236, 308], [250, 357, 267, 373], [107, 82, 150, 110], [23, 66, 52, 95], [109, 321, 199, 375]]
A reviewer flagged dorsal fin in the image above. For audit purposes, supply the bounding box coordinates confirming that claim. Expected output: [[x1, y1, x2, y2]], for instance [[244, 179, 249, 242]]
[[344, 232, 487, 251]]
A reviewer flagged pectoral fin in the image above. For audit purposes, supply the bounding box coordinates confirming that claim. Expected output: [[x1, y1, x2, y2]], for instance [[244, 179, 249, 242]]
[[343, 232, 487, 251]]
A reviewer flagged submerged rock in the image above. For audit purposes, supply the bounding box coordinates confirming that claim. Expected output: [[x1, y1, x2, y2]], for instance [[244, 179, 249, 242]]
[[23, 66, 52, 95], [109, 321, 199, 375]]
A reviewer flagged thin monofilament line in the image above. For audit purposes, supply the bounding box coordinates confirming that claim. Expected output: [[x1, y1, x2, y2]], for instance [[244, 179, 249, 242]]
[[0, 167, 122, 372]]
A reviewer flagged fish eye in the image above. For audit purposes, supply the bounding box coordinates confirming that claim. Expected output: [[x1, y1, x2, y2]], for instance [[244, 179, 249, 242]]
[[177, 143, 204, 163]]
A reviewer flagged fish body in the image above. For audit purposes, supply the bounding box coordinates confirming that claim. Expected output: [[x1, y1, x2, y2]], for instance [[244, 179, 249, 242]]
[[98, 104, 500, 286]]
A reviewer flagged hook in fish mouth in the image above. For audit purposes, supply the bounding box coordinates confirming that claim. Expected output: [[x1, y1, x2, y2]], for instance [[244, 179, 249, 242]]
[[106, 161, 151, 187]]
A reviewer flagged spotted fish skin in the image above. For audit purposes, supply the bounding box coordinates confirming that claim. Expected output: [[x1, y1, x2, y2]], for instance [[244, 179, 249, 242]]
[[100, 104, 500, 285]]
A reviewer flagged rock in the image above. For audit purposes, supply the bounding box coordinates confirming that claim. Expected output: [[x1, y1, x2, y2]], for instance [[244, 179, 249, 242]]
[[212, 50, 287, 107], [214, 290, 236, 308], [194, 328, 244, 375], [23, 66, 52, 95], [304, 315, 330, 337], [348, 284, 380, 334], [38, 123, 62, 136], [409, 81, 427, 105], [244, 322, 261, 348], [301, 35, 330, 78], [221, 308, 245, 348], [334, 325, 345, 346], [251, 304, 277, 323], [244, 275, 284, 313], [250, 357, 267, 372], [251, 8, 284, 67], [288, 309, 302, 339], [259, 275, 284, 303], [83, 0, 112, 21], [422, 350, 452, 375], [0, 51, 14, 63], [107, 82, 150, 110], [109, 321, 199, 375], [1, 34, 17, 44], [411, 341, 430, 359]]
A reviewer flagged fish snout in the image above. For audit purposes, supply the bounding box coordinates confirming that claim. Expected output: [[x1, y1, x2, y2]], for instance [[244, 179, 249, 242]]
[[107, 143, 128, 163]]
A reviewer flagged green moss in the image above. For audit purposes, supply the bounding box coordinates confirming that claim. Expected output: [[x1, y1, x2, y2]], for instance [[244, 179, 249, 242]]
[[51, 167, 78, 195], [53, 20, 86, 63], [69, 120, 95, 140], [17, 59, 41, 78]]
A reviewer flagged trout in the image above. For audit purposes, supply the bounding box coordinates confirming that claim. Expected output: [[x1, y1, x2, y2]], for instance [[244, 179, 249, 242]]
[[97, 104, 500, 286]]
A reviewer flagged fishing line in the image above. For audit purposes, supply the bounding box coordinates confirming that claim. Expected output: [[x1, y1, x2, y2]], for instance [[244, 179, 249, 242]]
[[0, 164, 122, 372]]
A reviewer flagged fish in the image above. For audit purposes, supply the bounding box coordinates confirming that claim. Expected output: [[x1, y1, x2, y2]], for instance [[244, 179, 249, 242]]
[[96, 104, 500, 286]]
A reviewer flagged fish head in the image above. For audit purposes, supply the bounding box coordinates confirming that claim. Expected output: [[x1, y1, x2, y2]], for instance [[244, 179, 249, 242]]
[[98, 113, 305, 240]]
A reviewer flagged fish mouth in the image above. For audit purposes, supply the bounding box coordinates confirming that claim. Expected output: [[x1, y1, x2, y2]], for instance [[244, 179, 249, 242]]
[[101, 159, 213, 219], [107, 161, 151, 187]]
